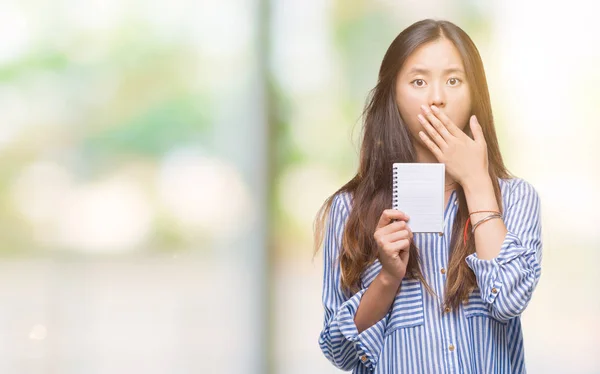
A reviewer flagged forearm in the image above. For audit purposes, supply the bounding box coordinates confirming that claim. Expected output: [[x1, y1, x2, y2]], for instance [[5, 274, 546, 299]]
[[354, 270, 401, 334], [463, 175, 508, 260], [463, 177, 543, 320]]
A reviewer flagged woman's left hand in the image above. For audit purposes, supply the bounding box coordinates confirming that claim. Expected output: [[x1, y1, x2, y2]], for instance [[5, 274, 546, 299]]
[[417, 104, 489, 186]]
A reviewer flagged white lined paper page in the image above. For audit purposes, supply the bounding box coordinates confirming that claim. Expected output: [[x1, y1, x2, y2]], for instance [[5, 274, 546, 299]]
[[392, 163, 444, 233]]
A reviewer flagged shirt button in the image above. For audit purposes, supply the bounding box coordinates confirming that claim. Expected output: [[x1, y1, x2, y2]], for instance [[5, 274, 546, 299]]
[[360, 355, 368, 362], [454, 200, 457, 205], [440, 268, 446, 274], [449, 344, 455, 351], [438, 232, 444, 236], [492, 288, 498, 294], [444, 306, 451, 313]]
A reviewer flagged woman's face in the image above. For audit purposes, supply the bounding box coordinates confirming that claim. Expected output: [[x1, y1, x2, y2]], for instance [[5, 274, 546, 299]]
[[395, 38, 472, 145]]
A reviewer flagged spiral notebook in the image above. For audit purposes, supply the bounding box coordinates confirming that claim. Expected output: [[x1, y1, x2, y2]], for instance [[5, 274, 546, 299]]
[[392, 163, 444, 233]]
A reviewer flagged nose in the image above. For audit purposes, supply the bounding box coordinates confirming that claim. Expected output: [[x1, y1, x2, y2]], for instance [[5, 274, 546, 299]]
[[429, 81, 446, 108]]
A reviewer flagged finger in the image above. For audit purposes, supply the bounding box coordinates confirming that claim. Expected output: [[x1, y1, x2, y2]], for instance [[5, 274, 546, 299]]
[[378, 220, 408, 236], [470, 115, 485, 144], [382, 239, 411, 254], [385, 230, 412, 243], [421, 105, 451, 144], [430, 105, 463, 138], [376, 209, 410, 229], [417, 130, 444, 160], [417, 113, 447, 149]]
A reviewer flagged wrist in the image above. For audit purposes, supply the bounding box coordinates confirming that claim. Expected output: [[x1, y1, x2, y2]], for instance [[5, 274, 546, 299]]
[[378, 268, 403, 288], [462, 173, 492, 194]]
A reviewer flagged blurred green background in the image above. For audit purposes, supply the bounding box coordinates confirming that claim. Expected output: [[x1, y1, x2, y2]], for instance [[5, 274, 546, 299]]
[[0, 0, 598, 373]]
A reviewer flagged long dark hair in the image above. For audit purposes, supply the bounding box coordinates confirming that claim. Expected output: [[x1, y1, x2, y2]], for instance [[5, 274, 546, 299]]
[[314, 19, 513, 310]]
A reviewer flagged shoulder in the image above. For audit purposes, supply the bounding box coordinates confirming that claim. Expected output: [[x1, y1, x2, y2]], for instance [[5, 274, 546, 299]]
[[330, 190, 353, 216], [498, 177, 541, 207]]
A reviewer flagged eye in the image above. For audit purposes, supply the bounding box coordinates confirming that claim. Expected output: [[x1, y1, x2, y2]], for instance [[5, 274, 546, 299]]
[[411, 79, 426, 87], [447, 77, 462, 86]]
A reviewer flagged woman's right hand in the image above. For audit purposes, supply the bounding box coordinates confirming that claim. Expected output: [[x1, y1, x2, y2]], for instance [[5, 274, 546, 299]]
[[374, 209, 413, 283]]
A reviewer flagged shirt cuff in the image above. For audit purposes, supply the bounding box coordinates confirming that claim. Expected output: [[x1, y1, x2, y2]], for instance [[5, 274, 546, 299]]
[[465, 230, 525, 304], [335, 289, 387, 371]]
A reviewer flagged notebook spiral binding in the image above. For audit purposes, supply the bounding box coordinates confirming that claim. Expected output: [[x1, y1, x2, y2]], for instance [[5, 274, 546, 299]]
[[392, 167, 399, 209]]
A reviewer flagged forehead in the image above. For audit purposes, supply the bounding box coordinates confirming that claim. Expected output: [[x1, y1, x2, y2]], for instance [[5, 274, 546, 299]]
[[400, 38, 464, 74]]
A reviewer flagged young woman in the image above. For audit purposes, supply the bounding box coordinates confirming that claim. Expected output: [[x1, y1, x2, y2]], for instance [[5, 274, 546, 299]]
[[314, 19, 542, 373]]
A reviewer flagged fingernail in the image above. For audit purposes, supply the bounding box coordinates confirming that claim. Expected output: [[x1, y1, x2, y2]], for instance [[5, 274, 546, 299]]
[[420, 104, 429, 113], [431, 105, 438, 112]]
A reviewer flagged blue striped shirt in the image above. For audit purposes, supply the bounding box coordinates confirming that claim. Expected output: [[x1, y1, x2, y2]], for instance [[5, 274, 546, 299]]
[[318, 177, 542, 373]]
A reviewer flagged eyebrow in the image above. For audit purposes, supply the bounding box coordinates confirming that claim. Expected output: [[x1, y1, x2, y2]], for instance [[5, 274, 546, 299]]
[[406, 66, 465, 75]]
